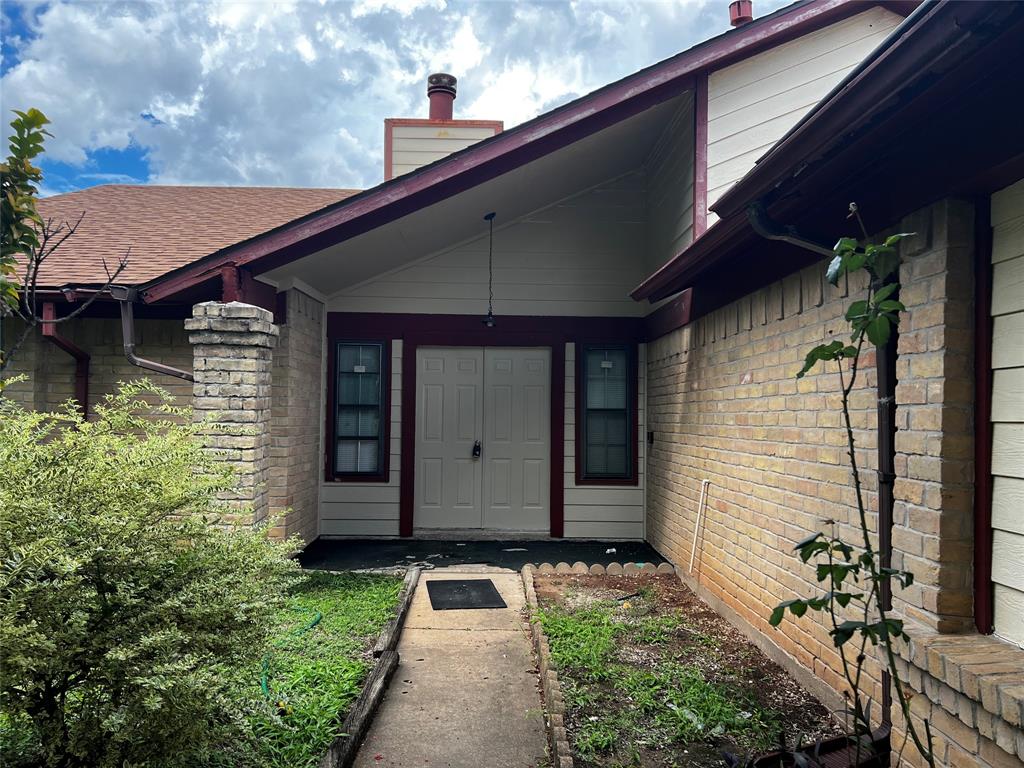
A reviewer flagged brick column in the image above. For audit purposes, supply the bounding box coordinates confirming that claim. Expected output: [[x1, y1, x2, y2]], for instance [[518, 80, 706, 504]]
[[186, 301, 279, 525], [893, 199, 976, 633]]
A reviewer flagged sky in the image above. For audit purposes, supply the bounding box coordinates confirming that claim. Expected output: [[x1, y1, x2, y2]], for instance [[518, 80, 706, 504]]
[[1, 0, 790, 197]]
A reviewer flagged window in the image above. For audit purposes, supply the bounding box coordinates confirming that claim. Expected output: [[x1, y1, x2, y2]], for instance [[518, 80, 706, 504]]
[[333, 342, 387, 478], [579, 344, 634, 482]]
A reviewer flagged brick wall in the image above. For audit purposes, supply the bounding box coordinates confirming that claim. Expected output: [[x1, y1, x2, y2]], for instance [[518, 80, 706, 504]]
[[1, 316, 192, 412], [269, 288, 324, 543], [646, 198, 1023, 766]]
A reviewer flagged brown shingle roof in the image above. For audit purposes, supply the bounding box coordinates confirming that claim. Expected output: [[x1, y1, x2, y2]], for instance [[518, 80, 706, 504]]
[[31, 185, 359, 287]]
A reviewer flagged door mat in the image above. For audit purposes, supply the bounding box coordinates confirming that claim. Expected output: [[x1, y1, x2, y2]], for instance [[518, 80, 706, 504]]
[[426, 579, 507, 610]]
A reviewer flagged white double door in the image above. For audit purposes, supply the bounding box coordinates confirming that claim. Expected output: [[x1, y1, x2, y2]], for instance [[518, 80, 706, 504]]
[[415, 347, 550, 532]]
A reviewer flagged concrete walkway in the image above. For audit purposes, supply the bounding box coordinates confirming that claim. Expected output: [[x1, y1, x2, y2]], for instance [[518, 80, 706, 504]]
[[354, 567, 547, 768]]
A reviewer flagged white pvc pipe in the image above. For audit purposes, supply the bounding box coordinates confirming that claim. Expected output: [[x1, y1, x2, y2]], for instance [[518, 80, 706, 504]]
[[689, 479, 710, 573]]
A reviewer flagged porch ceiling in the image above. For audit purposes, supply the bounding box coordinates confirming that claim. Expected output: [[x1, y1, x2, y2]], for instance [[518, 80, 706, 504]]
[[259, 94, 688, 298]]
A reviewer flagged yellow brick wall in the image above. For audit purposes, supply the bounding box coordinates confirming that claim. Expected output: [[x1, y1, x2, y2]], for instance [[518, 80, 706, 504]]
[[269, 289, 324, 544], [1, 315, 193, 413], [647, 199, 1022, 767]]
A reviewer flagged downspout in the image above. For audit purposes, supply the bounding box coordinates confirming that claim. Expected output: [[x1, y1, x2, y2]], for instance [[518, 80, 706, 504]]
[[745, 201, 897, 736], [874, 278, 898, 733], [109, 286, 194, 382], [41, 301, 90, 417], [747, 202, 835, 257]]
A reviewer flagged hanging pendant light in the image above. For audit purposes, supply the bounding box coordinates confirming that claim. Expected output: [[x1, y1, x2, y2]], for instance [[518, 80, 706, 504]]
[[482, 211, 497, 327]]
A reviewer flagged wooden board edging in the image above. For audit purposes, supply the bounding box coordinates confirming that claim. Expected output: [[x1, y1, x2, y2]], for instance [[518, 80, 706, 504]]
[[372, 567, 420, 658], [318, 567, 420, 768], [317, 650, 399, 768]]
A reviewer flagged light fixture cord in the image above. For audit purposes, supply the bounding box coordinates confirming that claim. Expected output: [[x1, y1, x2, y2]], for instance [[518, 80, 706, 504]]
[[487, 214, 494, 315]]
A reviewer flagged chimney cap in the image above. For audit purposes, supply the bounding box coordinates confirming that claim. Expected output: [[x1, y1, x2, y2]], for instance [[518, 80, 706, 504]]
[[427, 72, 457, 97], [729, 0, 753, 27]]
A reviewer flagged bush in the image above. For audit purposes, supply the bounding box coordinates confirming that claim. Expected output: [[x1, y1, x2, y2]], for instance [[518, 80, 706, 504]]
[[0, 382, 300, 768]]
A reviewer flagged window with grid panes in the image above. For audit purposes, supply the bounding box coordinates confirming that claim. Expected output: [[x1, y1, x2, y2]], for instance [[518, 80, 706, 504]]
[[334, 343, 385, 476], [581, 345, 631, 479]]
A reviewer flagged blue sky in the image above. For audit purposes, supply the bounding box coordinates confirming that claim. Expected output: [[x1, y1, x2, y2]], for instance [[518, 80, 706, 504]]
[[2, 0, 789, 196]]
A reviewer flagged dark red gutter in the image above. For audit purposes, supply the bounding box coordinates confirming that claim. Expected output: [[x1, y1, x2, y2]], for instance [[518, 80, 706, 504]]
[[710, 0, 991, 220], [634, 0, 1014, 303], [41, 301, 89, 417], [138, 0, 902, 305]]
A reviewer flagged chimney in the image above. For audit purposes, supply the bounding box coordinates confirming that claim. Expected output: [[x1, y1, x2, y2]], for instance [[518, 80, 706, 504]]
[[427, 73, 457, 121], [729, 0, 753, 27], [383, 75, 504, 181]]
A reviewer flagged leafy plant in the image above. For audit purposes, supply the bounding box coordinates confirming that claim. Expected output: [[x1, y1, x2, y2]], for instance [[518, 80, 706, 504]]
[[0, 382, 301, 768], [0, 108, 47, 322], [770, 209, 934, 767], [0, 108, 126, 377]]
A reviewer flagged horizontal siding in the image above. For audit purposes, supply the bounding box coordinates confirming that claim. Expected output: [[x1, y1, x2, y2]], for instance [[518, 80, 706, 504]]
[[645, 94, 695, 270], [328, 173, 649, 317], [990, 177, 1024, 647], [390, 124, 499, 179], [318, 339, 403, 536], [563, 342, 646, 540], [705, 7, 901, 225]]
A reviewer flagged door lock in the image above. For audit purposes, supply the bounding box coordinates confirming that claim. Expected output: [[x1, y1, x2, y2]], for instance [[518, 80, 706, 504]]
[[472, 440, 482, 458]]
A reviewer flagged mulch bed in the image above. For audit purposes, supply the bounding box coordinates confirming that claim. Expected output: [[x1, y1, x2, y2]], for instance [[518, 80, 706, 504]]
[[534, 573, 844, 768]]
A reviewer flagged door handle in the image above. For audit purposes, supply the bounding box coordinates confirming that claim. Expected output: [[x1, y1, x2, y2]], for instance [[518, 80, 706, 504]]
[[472, 440, 481, 458]]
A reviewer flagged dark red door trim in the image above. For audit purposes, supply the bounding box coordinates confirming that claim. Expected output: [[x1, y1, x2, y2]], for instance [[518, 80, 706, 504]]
[[973, 196, 994, 635], [399, 334, 565, 539]]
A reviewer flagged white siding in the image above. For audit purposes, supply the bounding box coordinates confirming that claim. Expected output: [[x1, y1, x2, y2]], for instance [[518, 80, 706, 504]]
[[320, 339, 403, 537], [991, 177, 1024, 648], [705, 7, 902, 225], [645, 94, 695, 270], [327, 173, 648, 317], [564, 342, 646, 540], [390, 123, 500, 179]]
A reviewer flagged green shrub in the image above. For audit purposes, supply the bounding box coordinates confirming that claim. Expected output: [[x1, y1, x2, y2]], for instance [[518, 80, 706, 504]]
[[0, 382, 300, 768]]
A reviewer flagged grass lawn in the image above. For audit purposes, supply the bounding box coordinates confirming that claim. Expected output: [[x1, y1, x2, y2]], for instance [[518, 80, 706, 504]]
[[533, 574, 842, 767], [237, 570, 403, 768]]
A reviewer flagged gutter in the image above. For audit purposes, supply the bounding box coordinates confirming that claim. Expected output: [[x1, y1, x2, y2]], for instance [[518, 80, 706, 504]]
[[109, 286, 194, 383], [41, 301, 90, 417]]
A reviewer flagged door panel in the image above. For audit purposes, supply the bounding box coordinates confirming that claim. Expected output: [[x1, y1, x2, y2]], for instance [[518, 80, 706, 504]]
[[414, 348, 484, 528], [482, 348, 550, 531]]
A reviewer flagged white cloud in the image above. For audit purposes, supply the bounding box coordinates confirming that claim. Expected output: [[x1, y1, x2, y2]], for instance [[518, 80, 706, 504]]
[[2, 0, 792, 190]]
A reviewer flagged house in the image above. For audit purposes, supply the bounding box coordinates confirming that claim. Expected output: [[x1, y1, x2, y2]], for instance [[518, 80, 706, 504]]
[[3, 0, 1022, 765]]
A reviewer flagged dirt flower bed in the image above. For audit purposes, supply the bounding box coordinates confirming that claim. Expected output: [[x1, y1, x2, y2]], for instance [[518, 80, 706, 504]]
[[533, 573, 843, 768]]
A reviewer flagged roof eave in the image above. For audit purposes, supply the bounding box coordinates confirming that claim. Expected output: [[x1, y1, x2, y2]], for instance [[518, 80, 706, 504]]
[[139, 0, 903, 305]]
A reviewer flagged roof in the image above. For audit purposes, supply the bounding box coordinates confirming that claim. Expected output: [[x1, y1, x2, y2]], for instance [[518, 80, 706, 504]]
[[138, 0, 914, 304], [632, 0, 1024, 305], [32, 185, 358, 287]]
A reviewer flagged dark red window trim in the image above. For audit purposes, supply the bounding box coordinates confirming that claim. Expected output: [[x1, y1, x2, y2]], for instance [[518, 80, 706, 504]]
[[325, 338, 392, 483], [575, 342, 640, 487]]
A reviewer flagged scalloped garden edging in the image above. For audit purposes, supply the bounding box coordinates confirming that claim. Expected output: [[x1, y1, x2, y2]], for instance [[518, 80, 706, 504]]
[[317, 566, 420, 768], [522, 561, 676, 768]]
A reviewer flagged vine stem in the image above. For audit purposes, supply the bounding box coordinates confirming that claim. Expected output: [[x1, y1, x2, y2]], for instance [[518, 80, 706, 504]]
[[833, 280, 935, 768]]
